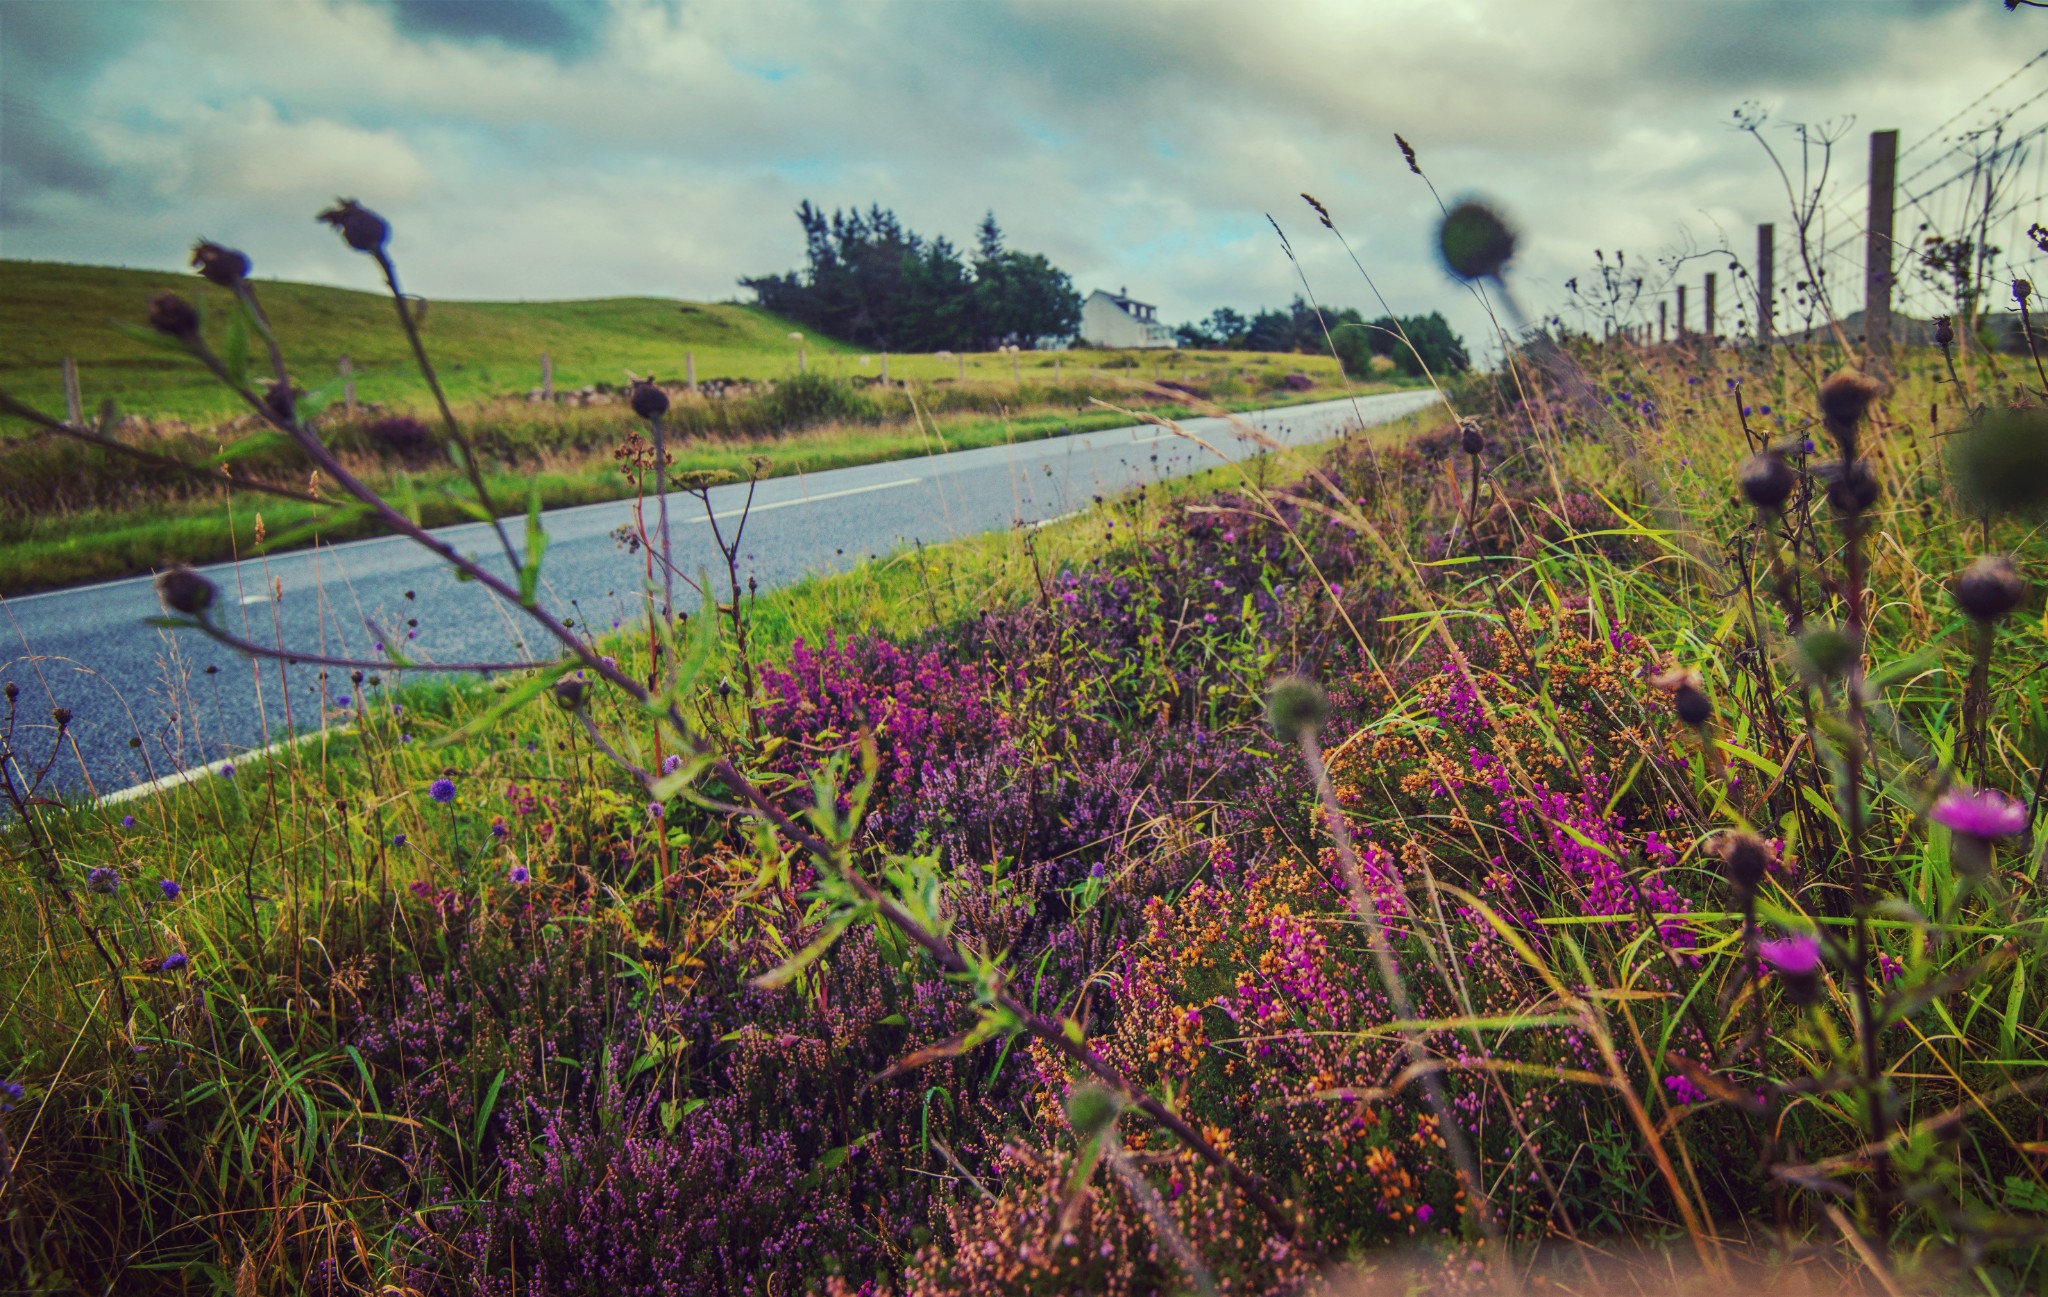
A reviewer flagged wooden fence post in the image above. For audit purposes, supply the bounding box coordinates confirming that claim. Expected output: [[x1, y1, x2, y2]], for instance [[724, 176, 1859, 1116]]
[[541, 352, 554, 402], [1677, 285, 1689, 340], [341, 355, 356, 416], [1704, 273, 1717, 344], [1757, 224, 1775, 350], [61, 357, 82, 425], [1659, 300, 1668, 344], [1866, 129, 1899, 372]]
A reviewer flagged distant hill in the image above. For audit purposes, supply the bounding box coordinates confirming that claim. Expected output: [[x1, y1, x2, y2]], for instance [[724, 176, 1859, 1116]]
[[0, 260, 843, 425]]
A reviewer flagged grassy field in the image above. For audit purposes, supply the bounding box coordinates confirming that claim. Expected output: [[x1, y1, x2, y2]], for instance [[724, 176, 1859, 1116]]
[[0, 259, 1369, 593], [0, 259, 1342, 425]]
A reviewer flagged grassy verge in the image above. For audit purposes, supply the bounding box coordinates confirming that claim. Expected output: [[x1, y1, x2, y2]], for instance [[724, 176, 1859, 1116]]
[[0, 380, 1390, 593]]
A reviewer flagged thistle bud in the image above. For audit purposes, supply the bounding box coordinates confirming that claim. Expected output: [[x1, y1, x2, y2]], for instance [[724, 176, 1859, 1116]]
[[52, 707, 71, 728], [1459, 420, 1485, 456], [1760, 935, 1824, 1006], [1437, 201, 1517, 282], [2015, 279, 2033, 304], [1715, 831, 1773, 898], [1934, 316, 1955, 347], [3, 682, 15, 701], [1065, 1084, 1121, 1139], [1953, 555, 2024, 623], [1794, 626, 1858, 683], [1265, 674, 1330, 743], [190, 241, 249, 288], [1817, 370, 1881, 460], [148, 293, 201, 342], [263, 381, 296, 421], [156, 566, 217, 616], [629, 380, 670, 420], [317, 199, 390, 255], [1674, 684, 1712, 727], [1738, 453, 1795, 511], [552, 678, 587, 711], [1826, 460, 1880, 516]]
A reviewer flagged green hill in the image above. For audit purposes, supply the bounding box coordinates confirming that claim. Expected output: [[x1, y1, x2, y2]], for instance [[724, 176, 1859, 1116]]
[[0, 259, 847, 425]]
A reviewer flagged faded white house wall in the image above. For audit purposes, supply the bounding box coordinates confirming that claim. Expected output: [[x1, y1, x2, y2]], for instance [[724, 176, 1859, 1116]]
[[1079, 289, 1179, 349]]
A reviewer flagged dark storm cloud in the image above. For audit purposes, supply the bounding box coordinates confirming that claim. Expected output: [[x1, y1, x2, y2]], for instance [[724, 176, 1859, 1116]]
[[1642, 0, 1977, 91], [0, 2, 151, 219], [386, 0, 606, 57]]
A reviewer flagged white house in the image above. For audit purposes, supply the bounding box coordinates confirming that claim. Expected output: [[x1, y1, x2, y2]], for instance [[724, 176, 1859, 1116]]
[[1079, 288, 1179, 350]]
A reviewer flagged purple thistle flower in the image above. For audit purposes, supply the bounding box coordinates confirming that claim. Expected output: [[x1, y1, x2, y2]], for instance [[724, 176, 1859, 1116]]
[[86, 866, 119, 894], [160, 952, 188, 972], [429, 777, 457, 804], [509, 864, 531, 885], [159, 879, 181, 901], [120, 815, 136, 829], [1929, 788, 2027, 840], [1759, 935, 1821, 976]]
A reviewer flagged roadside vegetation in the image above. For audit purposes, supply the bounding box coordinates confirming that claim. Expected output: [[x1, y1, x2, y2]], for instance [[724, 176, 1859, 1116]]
[[2, 183, 2045, 1297]]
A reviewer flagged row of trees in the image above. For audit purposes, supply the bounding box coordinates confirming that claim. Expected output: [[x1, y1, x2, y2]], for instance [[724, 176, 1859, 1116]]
[[1176, 297, 1470, 378], [741, 204, 1082, 351]]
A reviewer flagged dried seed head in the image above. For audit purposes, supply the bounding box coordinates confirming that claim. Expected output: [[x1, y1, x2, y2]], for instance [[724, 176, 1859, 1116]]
[[1265, 674, 1330, 743], [629, 380, 670, 421], [1438, 201, 1516, 282], [190, 241, 249, 288], [156, 566, 217, 616], [1716, 831, 1774, 896], [1825, 459, 1880, 516], [1738, 452, 1796, 511], [1953, 555, 2024, 623], [1817, 370, 1881, 459], [2016, 278, 2033, 303], [1459, 420, 1485, 457], [263, 381, 296, 421], [1934, 315, 1955, 347], [148, 293, 201, 342], [317, 198, 389, 255], [52, 706, 72, 728], [1395, 133, 1421, 176], [1674, 684, 1712, 727], [552, 678, 587, 711]]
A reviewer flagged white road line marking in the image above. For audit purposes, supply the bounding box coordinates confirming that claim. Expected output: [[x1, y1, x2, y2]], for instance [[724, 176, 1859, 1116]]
[[687, 476, 921, 523], [98, 727, 335, 807], [241, 593, 270, 605]]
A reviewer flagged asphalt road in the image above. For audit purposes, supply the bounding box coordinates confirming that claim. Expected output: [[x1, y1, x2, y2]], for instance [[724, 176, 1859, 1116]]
[[1, 390, 1437, 801]]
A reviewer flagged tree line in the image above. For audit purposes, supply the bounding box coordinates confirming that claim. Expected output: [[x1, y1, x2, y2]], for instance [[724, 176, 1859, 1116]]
[[1176, 297, 1470, 378], [740, 203, 1470, 377], [740, 204, 1082, 352]]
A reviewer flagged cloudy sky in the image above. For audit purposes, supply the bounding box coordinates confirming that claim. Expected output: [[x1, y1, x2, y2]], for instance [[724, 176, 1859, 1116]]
[[3, 0, 2043, 348]]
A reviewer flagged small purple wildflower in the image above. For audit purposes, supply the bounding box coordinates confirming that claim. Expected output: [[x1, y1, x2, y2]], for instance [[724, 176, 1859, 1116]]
[[392, 832, 408, 847], [158, 879, 181, 902], [120, 815, 136, 829], [86, 866, 119, 894], [490, 816, 509, 841], [429, 777, 457, 804], [1663, 1073, 1708, 1106], [217, 763, 234, 778], [509, 864, 531, 885], [1416, 1205, 1434, 1225], [647, 801, 664, 821], [336, 694, 351, 708], [160, 952, 188, 972], [0, 1079, 22, 1112], [661, 753, 683, 776]]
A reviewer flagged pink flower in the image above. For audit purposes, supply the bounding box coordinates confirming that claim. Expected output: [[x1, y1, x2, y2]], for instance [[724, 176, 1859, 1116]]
[[1930, 788, 2028, 840], [1759, 934, 1821, 976]]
